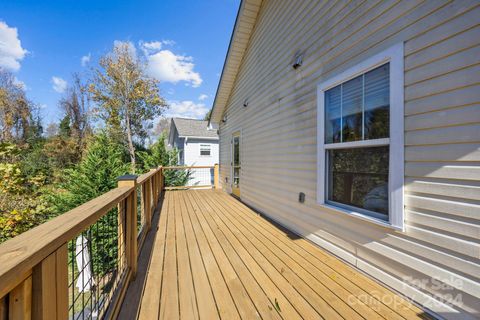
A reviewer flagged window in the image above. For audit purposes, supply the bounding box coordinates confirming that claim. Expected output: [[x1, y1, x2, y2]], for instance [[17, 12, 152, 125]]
[[317, 43, 404, 230], [200, 144, 211, 156]]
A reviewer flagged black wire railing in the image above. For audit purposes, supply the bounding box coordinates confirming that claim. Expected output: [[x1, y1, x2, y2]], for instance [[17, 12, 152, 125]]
[[68, 203, 127, 320], [0, 167, 163, 320], [0, 165, 216, 320], [163, 165, 217, 189]]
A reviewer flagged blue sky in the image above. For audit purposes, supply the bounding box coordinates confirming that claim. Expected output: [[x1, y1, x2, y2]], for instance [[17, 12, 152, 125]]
[[0, 0, 240, 124]]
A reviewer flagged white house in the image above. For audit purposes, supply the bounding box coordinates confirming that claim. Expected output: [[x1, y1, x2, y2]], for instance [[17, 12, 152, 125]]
[[168, 117, 219, 186]]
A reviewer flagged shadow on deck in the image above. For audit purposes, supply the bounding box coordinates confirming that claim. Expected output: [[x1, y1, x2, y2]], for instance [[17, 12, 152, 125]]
[[118, 189, 430, 319]]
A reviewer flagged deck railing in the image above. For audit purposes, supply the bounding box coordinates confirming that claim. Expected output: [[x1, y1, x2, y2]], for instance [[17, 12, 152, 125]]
[[0, 166, 167, 320], [163, 164, 219, 190], [0, 165, 219, 320]]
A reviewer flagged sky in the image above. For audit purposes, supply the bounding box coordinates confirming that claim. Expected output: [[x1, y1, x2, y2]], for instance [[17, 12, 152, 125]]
[[0, 0, 240, 124]]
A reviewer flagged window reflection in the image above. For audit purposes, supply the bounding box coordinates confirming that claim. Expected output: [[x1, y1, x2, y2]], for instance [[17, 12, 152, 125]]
[[324, 63, 390, 143], [233, 168, 240, 187], [341, 76, 363, 142], [325, 86, 341, 143], [364, 64, 389, 139], [327, 146, 389, 217], [233, 137, 240, 166]]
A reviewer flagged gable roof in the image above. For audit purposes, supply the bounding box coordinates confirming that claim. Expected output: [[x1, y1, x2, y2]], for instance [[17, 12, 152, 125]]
[[209, 0, 262, 125], [172, 118, 219, 139]]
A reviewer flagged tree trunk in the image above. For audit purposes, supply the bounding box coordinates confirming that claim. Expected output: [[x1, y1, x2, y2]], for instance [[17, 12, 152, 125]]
[[125, 111, 136, 173]]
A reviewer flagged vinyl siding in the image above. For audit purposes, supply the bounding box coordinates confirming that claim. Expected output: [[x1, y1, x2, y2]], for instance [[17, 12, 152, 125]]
[[218, 1, 480, 319], [183, 138, 219, 167]]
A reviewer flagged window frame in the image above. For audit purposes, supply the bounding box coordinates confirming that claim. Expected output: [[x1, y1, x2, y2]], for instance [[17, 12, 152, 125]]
[[200, 144, 212, 157], [317, 43, 404, 231]]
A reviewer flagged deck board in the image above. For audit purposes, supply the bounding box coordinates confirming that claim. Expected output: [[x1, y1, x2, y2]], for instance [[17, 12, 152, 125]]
[[132, 190, 429, 320], [159, 190, 179, 320]]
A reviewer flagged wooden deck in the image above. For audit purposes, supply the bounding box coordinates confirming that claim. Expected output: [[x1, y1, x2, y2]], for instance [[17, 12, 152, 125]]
[[119, 190, 430, 319]]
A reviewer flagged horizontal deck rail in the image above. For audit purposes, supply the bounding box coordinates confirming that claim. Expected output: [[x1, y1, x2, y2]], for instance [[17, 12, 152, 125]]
[[163, 164, 219, 190], [0, 166, 166, 320]]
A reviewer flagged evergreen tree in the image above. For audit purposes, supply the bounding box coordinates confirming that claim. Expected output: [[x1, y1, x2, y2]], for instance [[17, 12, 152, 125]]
[[58, 115, 71, 138], [137, 132, 190, 186], [51, 132, 129, 275], [137, 133, 169, 170]]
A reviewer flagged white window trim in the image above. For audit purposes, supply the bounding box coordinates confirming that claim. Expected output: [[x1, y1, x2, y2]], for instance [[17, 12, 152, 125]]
[[316, 42, 404, 231]]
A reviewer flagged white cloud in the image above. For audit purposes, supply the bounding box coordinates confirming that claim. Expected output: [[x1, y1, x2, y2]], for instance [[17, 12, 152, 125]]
[[198, 94, 208, 101], [139, 40, 175, 53], [161, 39, 175, 46], [0, 21, 28, 72], [146, 50, 202, 87], [81, 53, 91, 66], [140, 41, 162, 51], [52, 76, 67, 93], [165, 100, 209, 119], [114, 39, 202, 87]]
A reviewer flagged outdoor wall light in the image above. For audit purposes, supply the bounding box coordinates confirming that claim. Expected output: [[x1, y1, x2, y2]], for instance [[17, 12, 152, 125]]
[[243, 98, 249, 108], [222, 114, 227, 123], [292, 52, 304, 69], [298, 192, 305, 203]]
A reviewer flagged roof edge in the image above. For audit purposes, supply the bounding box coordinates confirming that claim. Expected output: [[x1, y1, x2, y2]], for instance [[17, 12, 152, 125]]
[[179, 136, 219, 140], [209, 0, 263, 126]]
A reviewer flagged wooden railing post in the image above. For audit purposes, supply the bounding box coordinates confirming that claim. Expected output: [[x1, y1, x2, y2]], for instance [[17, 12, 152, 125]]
[[214, 164, 219, 189], [9, 275, 32, 320], [117, 175, 138, 280], [32, 244, 68, 320], [0, 295, 7, 320], [150, 168, 158, 208], [144, 173, 153, 231], [159, 166, 164, 194]]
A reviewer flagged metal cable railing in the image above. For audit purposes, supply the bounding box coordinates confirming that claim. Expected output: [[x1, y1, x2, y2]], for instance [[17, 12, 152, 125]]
[[0, 166, 164, 320], [68, 205, 126, 320], [163, 165, 218, 189]]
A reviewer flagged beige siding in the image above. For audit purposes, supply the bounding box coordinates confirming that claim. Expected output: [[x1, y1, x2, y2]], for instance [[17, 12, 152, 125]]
[[218, 1, 480, 319]]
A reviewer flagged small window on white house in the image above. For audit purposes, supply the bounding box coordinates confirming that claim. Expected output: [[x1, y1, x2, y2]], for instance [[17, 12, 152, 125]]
[[200, 144, 211, 156], [317, 43, 404, 230]]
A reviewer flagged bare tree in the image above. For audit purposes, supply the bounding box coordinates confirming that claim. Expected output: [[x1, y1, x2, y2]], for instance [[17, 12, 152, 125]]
[[45, 122, 59, 137], [59, 73, 91, 153], [0, 69, 34, 143], [154, 117, 171, 136]]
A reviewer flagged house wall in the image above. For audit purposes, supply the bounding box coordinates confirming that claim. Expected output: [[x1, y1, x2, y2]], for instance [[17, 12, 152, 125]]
[[218, 1, 480, 319], [184, 138, 219, 186], [184, 138, 219, 167]]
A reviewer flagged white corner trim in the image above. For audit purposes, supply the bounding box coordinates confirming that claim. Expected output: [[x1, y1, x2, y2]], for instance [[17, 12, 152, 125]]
[[316, 42, 405, 231], [208, 122, 219, 130]]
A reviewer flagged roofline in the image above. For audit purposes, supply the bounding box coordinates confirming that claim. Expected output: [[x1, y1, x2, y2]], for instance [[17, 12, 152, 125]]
[[173, 117, 207, 121], [208, 0, 242, 127], [208, 0, 262, 126], [181, 136, 219, 140]]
